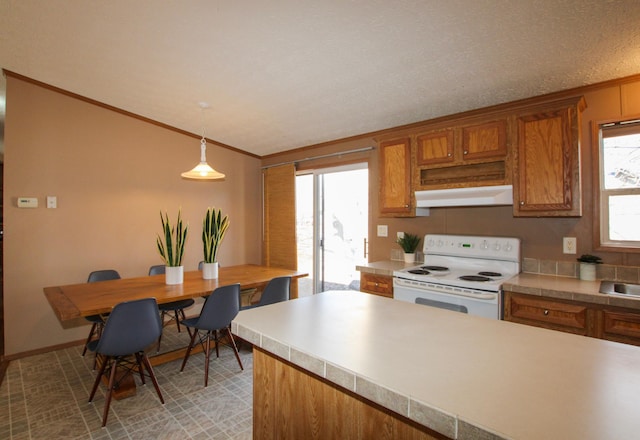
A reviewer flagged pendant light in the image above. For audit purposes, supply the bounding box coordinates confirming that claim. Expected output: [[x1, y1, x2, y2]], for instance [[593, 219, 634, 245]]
[[181, 103, 225, 180]]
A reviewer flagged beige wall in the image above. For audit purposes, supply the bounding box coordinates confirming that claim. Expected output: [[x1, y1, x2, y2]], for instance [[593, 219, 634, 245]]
[[3, 76, 262, 356], [263, 76, 640, 268]]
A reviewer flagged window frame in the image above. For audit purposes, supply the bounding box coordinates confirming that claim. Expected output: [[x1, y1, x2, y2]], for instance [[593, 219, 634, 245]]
[[593, 115, 640, 252]]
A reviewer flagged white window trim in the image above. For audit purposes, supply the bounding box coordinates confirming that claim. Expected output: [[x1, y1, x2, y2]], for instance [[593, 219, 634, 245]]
[[597, 117, 640, 250]]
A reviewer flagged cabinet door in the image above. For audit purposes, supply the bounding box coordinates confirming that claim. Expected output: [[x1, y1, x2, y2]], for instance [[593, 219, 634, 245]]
[[379, 138, 413, 216], [601, 309, 640, 347], [416, 129, 454, 165], [514, 98, 584, 217], [360, 273, 393, 298], [462, 120, 507, 160], [504, 291, 592, 336]]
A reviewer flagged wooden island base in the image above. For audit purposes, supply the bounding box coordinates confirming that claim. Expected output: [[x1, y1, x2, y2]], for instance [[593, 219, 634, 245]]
[[252, 347, 446, 440]]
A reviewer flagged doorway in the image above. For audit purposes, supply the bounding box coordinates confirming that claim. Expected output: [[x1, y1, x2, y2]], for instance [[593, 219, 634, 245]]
[[296, 163, 368, 296]]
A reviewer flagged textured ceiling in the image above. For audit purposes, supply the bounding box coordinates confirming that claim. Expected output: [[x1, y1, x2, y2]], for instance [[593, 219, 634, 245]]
[[2, 0, 640, 157]]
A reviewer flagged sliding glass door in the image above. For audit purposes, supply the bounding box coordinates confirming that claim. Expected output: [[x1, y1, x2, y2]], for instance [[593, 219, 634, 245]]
[[296, 163, 368, 296]]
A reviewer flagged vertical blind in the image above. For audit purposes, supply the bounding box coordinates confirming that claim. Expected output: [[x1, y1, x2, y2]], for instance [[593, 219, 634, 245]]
[[262, 163, 297, 270]]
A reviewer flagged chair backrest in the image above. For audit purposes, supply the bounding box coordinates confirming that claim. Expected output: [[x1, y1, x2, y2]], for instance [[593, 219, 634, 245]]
[[95, 297, 162, 356], [87, 270, 121, 283], [197, 284, 241, 331], [258, 276, 291, 307], [148, 265, 165, 275]]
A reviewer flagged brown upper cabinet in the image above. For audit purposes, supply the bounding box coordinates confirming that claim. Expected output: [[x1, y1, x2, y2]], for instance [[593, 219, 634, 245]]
[[416, 129, 454, 165], [415, 118, 510, 190], [416, 120, 507, 166], [462, 120, 508, 160], [379, 138, 413, 217], [513, 96, 586, 217]]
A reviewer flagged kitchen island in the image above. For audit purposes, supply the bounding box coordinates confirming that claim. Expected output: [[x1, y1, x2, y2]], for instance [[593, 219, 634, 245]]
[[233, 290, 640, 440]]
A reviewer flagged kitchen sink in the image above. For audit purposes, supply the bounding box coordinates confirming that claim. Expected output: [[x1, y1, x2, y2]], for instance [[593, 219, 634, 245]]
[[599, 280, 640, 297]]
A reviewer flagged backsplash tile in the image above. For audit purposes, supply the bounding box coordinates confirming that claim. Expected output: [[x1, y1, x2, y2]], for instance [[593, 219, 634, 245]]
[[523, 258, 640, 282]]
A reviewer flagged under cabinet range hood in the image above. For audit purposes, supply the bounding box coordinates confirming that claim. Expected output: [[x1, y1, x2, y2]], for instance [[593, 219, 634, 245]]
[[415, 184, 514, 209]]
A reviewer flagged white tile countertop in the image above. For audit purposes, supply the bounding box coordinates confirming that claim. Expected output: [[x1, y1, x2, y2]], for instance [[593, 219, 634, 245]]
[[233, 290, 640, 440]]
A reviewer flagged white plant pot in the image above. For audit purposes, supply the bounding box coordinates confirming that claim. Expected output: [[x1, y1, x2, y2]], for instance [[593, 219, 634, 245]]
[[165, 266, 184, 285], [202, 262, 219, 280], [579, 263, 596, 281], [403, 252, 415, 263]]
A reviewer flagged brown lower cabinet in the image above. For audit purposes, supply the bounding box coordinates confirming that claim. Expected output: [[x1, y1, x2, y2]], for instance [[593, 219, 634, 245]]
[[253, 347, 445, 440], [360, 273, 393, 298], [504, 291, 640, 346]]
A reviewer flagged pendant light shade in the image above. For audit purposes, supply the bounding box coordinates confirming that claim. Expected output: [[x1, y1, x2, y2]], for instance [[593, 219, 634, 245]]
[[181, 136, 225, 180], [182, 102, 225, 180]]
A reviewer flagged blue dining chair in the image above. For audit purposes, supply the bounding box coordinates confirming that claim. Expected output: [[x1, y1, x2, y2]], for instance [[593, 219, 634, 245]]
[[87, 297, 165, 427], [148, 265, 195, 351], [82, 270, 121, 361], [240, 276, 291, 310], [179, 283, 243, 387]]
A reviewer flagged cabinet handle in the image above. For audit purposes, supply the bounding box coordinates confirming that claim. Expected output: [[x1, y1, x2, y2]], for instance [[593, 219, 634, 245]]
[[463, 150, 468, 155], [543, 309, 549, 316], [375, 283, 379, 287], [447, 153, 452, 157], [520, 201, 524, 205]]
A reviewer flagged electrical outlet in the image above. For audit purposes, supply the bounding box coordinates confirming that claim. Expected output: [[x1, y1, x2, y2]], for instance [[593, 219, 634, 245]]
[[397, 231, 405, 240], [563, 237, 577, 254]]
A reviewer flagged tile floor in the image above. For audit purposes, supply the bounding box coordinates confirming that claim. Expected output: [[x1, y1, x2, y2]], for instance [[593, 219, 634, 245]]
[[0, 328, 253, 439]]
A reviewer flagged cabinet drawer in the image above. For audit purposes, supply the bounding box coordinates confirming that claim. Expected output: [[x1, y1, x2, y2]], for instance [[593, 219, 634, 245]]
[[601, 309, 640, 346], [505, 293, 589, 335], [360, 273, 393, 297]]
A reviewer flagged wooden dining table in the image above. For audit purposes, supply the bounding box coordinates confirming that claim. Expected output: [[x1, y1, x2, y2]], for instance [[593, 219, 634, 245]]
[[44, 264, 307, 322]]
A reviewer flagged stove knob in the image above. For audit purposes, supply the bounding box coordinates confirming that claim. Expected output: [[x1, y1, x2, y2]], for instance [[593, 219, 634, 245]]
[[480, 240, 489, 250], [504, 243, 513, 252], [494, 242, 501, 251], [427, 239, 435, 247], [437, 239, 444, 247]]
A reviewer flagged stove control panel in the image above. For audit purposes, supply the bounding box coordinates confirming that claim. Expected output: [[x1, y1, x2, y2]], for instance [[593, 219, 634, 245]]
[[424, 234, 520, 262]]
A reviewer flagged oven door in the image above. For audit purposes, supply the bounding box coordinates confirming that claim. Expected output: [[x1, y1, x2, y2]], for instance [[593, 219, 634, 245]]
[[393, 278, 501, 319]]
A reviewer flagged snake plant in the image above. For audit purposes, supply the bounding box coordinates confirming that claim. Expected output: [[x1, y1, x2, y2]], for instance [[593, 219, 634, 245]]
[[156, 209, 189, 266], [202, 207, 229, 263]]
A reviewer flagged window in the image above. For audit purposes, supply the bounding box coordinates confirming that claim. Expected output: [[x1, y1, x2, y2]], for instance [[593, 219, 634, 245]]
[[598, 119, 640, 249]]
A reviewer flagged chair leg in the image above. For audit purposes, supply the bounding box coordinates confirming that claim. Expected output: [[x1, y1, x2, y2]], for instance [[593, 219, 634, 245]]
[[82, 323, 98, 356], [141, 352, 164, 404], [157, 330, 163, 353], [101, 357, 119, 427], [226, 327, 244, 371], [89, 355, 109, 402], [204, 331, 211, 387], [180, 328, 198, 372], [135, 352, 146, 385], [214, 330, 220, 358], [174, 310, 182, 333]]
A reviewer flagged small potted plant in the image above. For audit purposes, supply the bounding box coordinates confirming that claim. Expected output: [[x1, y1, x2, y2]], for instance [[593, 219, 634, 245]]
[[201, 207, 229, 279], [577, 254, 602, 281], [156, 209, 189, 284], [397, 232, 421, 263]]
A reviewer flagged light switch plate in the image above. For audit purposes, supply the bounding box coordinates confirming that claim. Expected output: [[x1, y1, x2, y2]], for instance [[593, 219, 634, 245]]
[[377, 225, 388, 237], [47, 196, 57, 209]]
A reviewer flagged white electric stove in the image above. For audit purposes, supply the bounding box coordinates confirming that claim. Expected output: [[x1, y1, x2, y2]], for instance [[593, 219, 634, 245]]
[[393, 234, 521, 319]]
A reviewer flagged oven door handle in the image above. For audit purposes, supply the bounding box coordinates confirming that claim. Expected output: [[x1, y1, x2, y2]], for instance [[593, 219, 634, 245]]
[[415, 297, 469, 314]]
